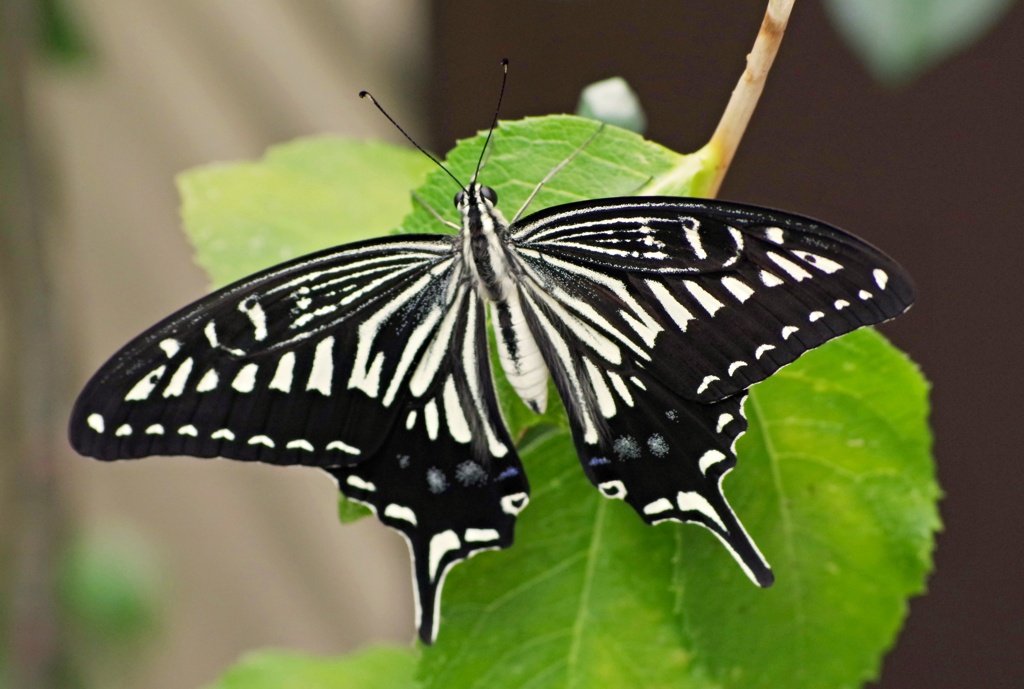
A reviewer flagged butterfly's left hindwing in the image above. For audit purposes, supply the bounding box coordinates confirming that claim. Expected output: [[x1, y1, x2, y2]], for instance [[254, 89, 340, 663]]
[[70, 233, 529, 644]]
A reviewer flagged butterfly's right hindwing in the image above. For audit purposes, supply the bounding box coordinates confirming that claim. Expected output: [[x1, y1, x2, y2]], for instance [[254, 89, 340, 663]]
[[327, 290, 529, 644]]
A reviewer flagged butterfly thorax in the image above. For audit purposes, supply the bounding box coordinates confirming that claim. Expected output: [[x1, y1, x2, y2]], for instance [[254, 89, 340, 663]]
[[458, 183, 516, 303], [457, 183, 550, 413]]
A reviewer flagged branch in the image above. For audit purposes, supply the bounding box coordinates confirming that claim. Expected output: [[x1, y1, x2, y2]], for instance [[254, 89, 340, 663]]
[[704, 0, 795, 197]]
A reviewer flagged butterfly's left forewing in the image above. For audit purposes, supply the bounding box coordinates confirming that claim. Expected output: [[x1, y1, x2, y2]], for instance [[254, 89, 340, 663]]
[[70, 233, 529, 644], [510, 197, 914, 584], [513, 197, 915, 402]]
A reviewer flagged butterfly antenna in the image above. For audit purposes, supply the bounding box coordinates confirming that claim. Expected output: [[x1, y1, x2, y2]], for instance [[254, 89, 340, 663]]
[[359, 90, 465, 190], [472, 58, 509, 184]]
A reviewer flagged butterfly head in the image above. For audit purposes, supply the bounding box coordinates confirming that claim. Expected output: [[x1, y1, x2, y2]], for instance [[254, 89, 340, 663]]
[[455, 183, 499, 211]]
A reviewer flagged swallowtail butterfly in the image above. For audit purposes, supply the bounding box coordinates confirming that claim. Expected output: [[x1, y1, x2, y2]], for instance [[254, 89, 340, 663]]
[[70, 93, 914, 644]]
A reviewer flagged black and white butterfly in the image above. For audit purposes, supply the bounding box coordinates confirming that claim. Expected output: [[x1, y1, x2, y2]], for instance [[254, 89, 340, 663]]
[[70, 108, 914, 644]]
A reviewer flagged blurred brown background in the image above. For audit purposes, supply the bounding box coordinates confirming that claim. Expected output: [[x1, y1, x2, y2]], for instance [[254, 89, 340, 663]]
[[3, 0, 1023, 687]]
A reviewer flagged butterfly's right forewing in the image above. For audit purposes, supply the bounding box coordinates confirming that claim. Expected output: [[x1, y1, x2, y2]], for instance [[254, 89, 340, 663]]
[[72, 236, 454, 462]]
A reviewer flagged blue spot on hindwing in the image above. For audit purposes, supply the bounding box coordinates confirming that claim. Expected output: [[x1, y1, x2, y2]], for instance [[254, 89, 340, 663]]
[[426, 467, 448, 494], [455, 461, 487, 487], [613, 436, 641, 460]]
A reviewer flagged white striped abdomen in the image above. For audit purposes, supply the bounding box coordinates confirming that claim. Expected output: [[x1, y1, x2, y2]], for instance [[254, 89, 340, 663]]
[[491, 290, 549, 414]]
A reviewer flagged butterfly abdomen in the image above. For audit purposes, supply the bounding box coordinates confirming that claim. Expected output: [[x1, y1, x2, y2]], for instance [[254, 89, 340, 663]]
[[491, 292, 550, 414]]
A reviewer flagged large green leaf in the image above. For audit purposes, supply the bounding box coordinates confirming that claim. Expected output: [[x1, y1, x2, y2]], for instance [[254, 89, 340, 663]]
[[205, 646, 418, 689], [179, 136, 435, 287], [418, 428, 692, 689], [420, 331, 935, 689], [674, 329, 937, 689]]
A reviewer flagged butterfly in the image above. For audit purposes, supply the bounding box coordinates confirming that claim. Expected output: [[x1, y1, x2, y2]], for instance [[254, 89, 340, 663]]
[[69, 104, 915, 644]]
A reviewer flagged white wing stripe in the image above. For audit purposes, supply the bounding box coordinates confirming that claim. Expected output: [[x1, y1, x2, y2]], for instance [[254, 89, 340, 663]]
[[268, 352, 295, 392], [409, 287, 467, 397], [645, 280, 694, 332], [349, 272, 435, 398], [232, 364, 258, 393], [383, 306, 443, 407], [607, 371, 634, 407], [459, 298, 508, 457], [424, 399, 439, 440], [307, 337, 335, 395], [442, 375, 472, 443], [162, 358, 194, 398], [584, 358, 616, 418], [124, 365, 166, 401], [682, 218, 707, 259], [521, 289, 599, 444], [684, 281, 725, 316], [720, 276, 755, 303], [767, 252, 813, 281]]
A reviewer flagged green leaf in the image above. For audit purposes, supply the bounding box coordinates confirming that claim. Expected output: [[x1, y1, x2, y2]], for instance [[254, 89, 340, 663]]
[[206, 646, 419, 689], [422, 330, 935, 689], [179, 136, 435, 287], [676, 329, 938, 688], [823, 0, 1015, 84], [419, 428, 692, 688], [338, 494, 375, 524], [397, 115, 700, 240]]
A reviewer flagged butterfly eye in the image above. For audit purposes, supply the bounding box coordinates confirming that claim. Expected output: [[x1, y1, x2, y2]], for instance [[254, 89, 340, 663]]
[[480, 186, 498, 204], [454, 190, 466, 207]]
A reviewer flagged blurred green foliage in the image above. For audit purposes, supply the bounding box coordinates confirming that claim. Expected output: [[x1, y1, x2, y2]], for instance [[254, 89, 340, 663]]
[[823, 0, 1016, 84], [206, 647, 418, 689], [39, 0, 90, 63], [59, 527, 164, 688]]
